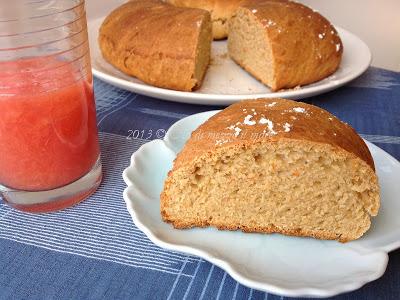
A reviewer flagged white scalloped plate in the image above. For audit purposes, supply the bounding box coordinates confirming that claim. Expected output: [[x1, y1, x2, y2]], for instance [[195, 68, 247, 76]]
[[122, 111, 400, 298], [89, 15, 371, 105]]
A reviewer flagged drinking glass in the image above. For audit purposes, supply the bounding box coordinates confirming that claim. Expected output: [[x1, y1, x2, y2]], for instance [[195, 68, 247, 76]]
[[0, 0, 102, 212]]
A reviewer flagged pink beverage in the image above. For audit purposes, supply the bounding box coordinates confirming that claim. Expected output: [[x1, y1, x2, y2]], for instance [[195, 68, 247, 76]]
[[0, 0, 102, 212]]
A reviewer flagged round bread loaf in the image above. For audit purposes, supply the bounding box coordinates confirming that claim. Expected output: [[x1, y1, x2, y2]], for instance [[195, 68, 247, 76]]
[[98, 0, 212, 91], [165, 0, 245, 39], [161, 98, 380, 242], [228, 0, 343, 90]]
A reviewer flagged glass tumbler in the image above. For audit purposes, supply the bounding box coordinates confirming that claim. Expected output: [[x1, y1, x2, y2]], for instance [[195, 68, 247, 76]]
[[0, 0, 102, 212]]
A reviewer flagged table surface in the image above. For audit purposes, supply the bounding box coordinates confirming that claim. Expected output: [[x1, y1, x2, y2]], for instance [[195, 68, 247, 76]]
[[0, 67, 399, 300]]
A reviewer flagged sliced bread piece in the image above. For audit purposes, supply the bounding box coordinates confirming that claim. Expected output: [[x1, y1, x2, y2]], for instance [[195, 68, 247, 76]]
[[228, 0, 343, 91], [161, 99, 380, 242], [99, 0, 212, 91]]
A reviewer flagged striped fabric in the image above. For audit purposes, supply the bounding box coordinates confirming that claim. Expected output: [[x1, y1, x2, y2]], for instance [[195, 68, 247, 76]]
[[0, 134, 198, 277], [0, 67, 399, 300]]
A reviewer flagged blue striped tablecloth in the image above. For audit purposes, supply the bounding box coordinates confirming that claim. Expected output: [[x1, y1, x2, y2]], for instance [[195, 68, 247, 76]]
[[0, 67, 399, 300]]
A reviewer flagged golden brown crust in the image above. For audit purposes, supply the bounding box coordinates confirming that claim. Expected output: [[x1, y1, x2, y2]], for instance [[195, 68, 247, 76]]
[[99, 0, 212, 91], [165, 0, 246, 39], [172, 99, 374, 171], [233, 0, 343, 90], [161, 211, 354, 242]]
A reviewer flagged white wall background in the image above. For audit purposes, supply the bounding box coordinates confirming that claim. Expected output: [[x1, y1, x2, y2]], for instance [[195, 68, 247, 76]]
[[298, 0, 400, 72]]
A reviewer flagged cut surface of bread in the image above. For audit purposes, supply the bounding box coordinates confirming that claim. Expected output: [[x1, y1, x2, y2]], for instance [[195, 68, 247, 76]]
[[228, 0, 343, 91], [161, 99, 380, 242], [98, 0, 212, 91]]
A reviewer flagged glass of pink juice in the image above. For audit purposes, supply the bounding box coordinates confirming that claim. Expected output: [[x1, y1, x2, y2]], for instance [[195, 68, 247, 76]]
[[0, 0, 102, 212]]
